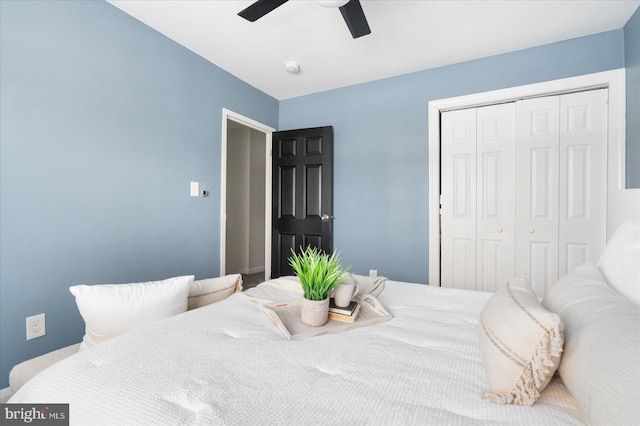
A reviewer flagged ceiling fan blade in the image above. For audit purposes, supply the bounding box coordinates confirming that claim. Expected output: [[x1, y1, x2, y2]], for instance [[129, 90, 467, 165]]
[[238, 0, 289, 22], [339, 0, 371, 39]]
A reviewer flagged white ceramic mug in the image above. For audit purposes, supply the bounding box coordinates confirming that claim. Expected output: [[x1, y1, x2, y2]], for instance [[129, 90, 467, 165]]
[[334, 282, 360, 307]]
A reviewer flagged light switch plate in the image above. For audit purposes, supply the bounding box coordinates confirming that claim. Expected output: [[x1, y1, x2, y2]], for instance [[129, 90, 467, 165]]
[[190, 181, 199, 197]]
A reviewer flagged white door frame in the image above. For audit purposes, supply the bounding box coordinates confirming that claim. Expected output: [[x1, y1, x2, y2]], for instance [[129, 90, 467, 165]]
[[220, 108, 275, 280], [428, 69, 626, 287]]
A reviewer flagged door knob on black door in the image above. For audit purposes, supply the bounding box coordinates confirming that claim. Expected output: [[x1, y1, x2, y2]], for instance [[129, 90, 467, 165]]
[[321, 214, 333, 222]]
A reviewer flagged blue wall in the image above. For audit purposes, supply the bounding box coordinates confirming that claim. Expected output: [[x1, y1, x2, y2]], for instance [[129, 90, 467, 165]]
[[279, 30, 625, 285], [0, 0, 278, 389], [625, 7, 640, 188]]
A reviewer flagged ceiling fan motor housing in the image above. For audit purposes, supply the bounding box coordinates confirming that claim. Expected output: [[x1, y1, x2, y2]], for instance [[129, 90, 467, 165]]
[[316, 1, 350, 8]]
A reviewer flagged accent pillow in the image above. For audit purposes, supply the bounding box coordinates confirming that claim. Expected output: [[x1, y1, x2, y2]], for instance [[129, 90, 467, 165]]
[[188, 274, 243, 310], [479, 276, 564, 406], [597, 218, 640, 305], [542, 261, 640, 425], [69, 275, 193, 350]]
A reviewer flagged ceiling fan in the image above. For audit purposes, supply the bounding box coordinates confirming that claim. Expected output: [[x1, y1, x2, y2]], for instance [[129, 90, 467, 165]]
[[238, 0, 371, 39]]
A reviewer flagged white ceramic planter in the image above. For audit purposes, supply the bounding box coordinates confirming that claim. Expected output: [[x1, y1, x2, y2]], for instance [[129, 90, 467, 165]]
[[301, 296, 330, 327]]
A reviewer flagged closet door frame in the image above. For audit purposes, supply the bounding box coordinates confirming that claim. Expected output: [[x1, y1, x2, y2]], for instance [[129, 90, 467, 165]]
[[428, 69, 626, 287]]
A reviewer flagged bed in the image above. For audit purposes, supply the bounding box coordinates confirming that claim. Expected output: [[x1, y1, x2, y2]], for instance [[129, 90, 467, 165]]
[[8, 214, 639, 425]]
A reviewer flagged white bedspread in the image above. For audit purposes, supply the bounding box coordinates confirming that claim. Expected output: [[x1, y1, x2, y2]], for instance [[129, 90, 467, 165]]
[[10, 281, 585, 425]]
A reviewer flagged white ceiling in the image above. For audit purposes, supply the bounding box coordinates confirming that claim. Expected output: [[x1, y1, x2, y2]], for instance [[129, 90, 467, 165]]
[[108, 0, 639, 100]]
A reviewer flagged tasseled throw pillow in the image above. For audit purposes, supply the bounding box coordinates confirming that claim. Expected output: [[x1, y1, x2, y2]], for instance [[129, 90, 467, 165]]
[[478, 276, 564, 406]]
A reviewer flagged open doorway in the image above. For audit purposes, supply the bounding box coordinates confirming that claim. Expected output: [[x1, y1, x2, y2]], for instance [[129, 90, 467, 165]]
[[220, 109, 274, 284]]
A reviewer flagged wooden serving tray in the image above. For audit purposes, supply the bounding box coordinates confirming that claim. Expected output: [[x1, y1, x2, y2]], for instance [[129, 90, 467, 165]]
[[262, 294, 393, 340]]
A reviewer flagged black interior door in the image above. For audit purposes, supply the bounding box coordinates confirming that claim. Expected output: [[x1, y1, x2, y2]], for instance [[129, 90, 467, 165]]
[[271, 126, 333, 278]]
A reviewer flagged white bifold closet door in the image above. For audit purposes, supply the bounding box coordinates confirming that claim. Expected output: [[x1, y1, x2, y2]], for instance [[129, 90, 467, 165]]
[[515, 90, 608, 296], [441, 89, 608, 297], [441, 103, 516, 292]]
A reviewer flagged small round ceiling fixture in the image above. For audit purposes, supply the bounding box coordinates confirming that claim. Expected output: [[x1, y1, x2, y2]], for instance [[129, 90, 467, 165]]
[[284, 62, 300, 74]]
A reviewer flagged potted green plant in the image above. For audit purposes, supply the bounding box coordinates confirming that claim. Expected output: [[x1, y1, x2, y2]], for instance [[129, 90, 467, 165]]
[[288, 246, 349, 327]]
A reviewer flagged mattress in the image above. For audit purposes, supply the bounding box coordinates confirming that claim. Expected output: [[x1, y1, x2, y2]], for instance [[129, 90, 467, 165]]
[[9, 280, 585, 425]]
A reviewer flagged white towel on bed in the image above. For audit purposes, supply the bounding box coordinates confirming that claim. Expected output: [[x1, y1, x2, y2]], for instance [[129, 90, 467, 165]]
[[240, 276, 303, 304], [350, 273, 387, 296]]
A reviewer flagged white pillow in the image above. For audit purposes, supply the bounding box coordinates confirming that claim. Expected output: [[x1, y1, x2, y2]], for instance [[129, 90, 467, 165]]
[[188, 274, 243, 310], [479, 276, 564, 406], [597, 218, 640, 305], [542, 262, 640, 425], [69, 275, 193, 350]]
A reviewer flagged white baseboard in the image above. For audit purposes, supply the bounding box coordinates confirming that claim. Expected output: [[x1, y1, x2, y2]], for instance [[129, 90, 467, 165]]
[[228, 266, 265, 276], [245, 266, 265, 275], [0, 387, 13, 403]]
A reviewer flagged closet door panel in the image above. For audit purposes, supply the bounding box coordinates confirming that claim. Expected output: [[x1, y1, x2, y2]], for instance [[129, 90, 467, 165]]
[[515, 97, 560, 297], [559, 90, 608, 276], [441, 109, 477, 289], [529, 242, 553, 296], [476, 104, 516, 292]]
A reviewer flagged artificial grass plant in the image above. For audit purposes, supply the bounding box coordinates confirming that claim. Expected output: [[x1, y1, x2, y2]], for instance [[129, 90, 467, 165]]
[[288, 246, 349, 301]]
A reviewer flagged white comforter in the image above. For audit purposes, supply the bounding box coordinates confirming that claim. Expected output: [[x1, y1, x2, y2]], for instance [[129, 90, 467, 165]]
[[10, 281, 585, 425]]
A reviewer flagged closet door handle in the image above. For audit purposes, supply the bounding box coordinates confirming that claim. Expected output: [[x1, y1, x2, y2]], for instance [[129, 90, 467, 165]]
[[528, 228, 535, 234], [497, 227, 503, 233]]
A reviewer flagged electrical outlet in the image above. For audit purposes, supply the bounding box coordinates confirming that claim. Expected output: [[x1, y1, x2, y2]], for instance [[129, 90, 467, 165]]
[[26, 313, 46, 340], [369, 269, 377, 277]]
